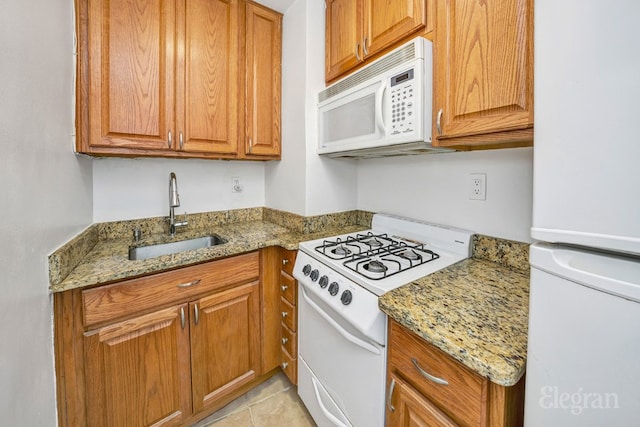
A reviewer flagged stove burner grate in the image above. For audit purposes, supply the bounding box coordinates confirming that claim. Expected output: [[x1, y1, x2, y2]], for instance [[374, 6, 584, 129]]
[[342, 244, 440, 280]]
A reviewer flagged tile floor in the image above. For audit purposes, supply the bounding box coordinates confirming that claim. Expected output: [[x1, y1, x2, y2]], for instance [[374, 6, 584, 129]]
[[192, 372, 316, 427]]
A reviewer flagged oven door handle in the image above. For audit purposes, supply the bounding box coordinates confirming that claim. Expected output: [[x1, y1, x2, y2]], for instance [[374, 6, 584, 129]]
[[311, 376, 353, 427], [300, 286, 381, 355]]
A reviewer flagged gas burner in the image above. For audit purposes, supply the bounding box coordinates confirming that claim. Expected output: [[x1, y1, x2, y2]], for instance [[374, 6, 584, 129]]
[[365, 260, 388, 273], [332, 245, 352, 257], [398, 249, 421, 261], [364, 238, 384, 248]]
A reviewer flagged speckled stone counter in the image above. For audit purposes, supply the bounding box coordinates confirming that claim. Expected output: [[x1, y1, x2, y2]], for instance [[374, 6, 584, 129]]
[[379, 256, 529, 387], [49, 207, 370, 292]]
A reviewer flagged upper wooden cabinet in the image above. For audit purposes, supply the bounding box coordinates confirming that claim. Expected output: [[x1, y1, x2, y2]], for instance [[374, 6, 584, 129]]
[[76, 0, 281, 160], [325, 0, 431, 82], [432, 0, 534, 149], [244, 2, 282, 157]]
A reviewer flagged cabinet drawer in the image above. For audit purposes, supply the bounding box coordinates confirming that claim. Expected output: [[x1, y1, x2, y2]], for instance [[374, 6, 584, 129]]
[[280, 271, 297, 305], [281, 249, 296, 276], [82, 252, 259, 327], [281, 346, 297, 385], [389, 320, 485, 427], [281, 323, 297, 356], [280, 296, 296, 331]]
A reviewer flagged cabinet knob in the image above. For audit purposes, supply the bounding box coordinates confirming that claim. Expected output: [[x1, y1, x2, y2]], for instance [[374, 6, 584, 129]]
[[282, 259, 289, 265], [281, 285, 288, 292], [281, 362, 288, 369], [281, 311, 288, 318], [282, 337, 288, 344]]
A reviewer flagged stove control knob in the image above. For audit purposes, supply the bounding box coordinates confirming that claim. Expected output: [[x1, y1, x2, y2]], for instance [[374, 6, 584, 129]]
[[302, 264, 312, 276], [328, 282, 339, 296], [310, 269, 320, 282], [319, 275, 329, 288], [340, 290, 353, 305]]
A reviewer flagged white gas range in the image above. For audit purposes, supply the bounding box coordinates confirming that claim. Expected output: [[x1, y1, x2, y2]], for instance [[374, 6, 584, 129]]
[[293, 213, 474, 427]]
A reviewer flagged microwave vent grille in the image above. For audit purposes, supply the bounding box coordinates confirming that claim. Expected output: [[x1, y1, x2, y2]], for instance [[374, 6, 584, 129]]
[[319, 42, 417, 102]]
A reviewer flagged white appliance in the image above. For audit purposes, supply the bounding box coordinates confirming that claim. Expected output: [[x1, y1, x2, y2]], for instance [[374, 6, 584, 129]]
[[293, 214, 473, 427], [317, 37, 451, 158], [525, 1, 640, 425]]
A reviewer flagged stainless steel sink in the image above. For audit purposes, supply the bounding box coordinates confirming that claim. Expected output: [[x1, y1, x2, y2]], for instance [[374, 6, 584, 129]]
[[128, 235, 226, 260]]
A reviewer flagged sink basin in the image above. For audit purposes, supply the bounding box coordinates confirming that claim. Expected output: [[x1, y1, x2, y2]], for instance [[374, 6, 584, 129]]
[[128, 235, 227, 261]]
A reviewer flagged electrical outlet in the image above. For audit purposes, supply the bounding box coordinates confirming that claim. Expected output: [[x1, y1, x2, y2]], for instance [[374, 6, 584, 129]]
[[232, 176, 242, 193], [469, 173, 486, 200]]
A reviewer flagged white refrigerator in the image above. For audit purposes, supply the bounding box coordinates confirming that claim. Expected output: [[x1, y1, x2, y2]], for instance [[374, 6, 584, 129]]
[[525, 1, 640, 426]]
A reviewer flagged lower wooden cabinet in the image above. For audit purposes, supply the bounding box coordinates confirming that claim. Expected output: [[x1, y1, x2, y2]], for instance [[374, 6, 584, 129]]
[[386, 319, 525, 427], [84, 305, 192, 426], [190, 281, 260, 413], [55, 252, 268, 427], [388, 374, 458, 427], [279, 249, 298, 384]]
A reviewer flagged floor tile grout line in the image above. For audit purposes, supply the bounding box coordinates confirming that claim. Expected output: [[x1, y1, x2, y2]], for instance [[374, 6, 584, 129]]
[[247, 385, 293, 408]]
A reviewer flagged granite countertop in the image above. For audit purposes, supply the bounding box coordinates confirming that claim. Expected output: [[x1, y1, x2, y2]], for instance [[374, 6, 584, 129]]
[[50, 219, 365, 293], [379, 257, 529, 387]]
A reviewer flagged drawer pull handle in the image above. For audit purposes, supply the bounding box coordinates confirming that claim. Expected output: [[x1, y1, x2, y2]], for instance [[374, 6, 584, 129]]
[[387, 378, 396, 412], [281, 285, 288, 292], [177, 279, 201, 288], [412, 358, 449, 385], [436, 108, 444, 136], [281, 311, 288, 318], [282, 337, 288, 344], [194, 304, 200, 325], [180, 307, 186, 330]]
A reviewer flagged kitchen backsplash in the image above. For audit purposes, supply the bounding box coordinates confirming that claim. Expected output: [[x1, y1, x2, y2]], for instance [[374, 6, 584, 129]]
[[472, 234, 530, 272]]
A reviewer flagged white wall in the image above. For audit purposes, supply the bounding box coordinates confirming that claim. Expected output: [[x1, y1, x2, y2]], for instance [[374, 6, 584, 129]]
[[265, 0, 308, 215], [303, 0, 358, 215], [266, 0, 358, 217], [0, 0, 93, 424], [93, 157, 265, 222], [358, 148, 534, 242]]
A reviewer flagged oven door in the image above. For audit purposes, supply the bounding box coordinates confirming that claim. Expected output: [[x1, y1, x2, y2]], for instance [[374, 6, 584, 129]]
[[297, 283, 386, 427]]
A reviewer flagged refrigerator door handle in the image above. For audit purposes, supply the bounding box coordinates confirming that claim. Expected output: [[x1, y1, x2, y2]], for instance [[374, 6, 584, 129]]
[[530, 243, 640, 303]]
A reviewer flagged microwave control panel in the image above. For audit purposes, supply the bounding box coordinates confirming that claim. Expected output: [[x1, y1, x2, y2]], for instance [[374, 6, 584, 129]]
[[389, 68, 416, 136]]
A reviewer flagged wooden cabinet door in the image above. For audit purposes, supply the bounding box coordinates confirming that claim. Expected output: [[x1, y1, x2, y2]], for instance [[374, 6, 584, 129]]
[[176, 0, 239, 154], [83, 304, 192, 427], [190, 281, 261, 413], [325, 0, 365, 81], [245, 2, 282, 157], [433, 0, 533, 146], [387, 374, 458, 427], [86, 0, 175, 151], [364, 0, 427, 58]]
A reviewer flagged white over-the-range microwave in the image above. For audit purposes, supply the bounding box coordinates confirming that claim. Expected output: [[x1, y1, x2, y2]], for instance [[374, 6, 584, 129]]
[[317, 36, 451, 158]]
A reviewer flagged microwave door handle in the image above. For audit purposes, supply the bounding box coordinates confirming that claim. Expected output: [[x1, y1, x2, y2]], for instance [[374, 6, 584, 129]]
[[375, 83, 386, 134]]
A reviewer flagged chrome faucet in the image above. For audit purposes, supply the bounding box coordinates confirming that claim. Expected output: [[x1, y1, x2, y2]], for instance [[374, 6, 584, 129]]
[[168, 172, 188, 235]]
